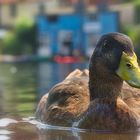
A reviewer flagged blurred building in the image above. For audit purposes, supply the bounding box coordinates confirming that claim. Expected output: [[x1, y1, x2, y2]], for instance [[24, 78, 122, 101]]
[[0, 0, 135, 57], [0, 0, 38, 27], [0, 0, 135, 28], [37, 0, 120, 57], [37, 12, 119, 57]]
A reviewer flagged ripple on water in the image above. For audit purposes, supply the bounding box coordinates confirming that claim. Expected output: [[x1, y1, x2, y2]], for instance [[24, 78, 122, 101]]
[[0, 118, 18, 127], [0, 135, 10, 140], [1, 117, 140, 140], [0, 118, 16, 140]]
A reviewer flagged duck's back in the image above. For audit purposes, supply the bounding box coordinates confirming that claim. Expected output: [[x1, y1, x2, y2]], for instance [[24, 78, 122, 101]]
[[122, 82, 140, 115], [36, 69, 90, 126]]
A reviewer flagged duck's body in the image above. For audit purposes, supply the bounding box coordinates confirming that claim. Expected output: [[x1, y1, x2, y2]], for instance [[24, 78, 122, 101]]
[[36, 70, 140, 130], [75, 88, 140, 131], [36, 69, 90, 126], [36, 33, 140, 131]]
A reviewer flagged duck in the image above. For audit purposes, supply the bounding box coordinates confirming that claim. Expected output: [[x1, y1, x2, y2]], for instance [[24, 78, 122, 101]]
[[36, 32, 140, 131], [36, 69, 90, 126]]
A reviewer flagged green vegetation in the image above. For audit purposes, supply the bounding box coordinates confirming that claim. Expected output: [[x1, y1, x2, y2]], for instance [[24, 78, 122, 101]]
[[121, 0, 140, 3], [0, 17, 37, 55], [123, 25, 140, 57], [2, 32, 21, 55], [122, 0, 140, 58], [134, 1, 140, 24]]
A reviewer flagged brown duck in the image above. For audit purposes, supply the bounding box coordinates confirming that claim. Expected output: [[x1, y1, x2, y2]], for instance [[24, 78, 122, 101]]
[[36, 33, 140, 131]]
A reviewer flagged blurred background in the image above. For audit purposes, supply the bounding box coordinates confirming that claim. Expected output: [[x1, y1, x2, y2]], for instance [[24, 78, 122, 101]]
[[0, 0, 140, 139], [0, 0, 140, 59]]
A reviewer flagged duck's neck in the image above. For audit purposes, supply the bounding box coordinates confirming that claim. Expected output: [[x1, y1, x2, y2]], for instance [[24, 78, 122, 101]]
[[89, 69, 123, 102]]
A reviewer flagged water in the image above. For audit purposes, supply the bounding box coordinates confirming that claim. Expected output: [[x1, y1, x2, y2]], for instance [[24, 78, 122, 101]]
[[0, 62, 140, 140]]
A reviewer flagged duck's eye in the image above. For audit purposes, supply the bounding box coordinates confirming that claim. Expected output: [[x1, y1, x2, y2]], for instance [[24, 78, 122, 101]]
[[126, 63, 132, 68]]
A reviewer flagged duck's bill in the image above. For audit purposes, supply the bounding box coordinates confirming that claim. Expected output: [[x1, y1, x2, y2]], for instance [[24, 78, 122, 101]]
[[116, 52, 140, 88]]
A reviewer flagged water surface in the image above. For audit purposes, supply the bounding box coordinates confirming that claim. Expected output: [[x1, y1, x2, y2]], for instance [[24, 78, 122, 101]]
[[0, 62, 140, 140]]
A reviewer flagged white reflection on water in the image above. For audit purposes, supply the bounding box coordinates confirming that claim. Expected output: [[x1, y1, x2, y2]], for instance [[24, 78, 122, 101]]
[[0, 118, 18, 127], [0, 130, 13, 135], [1, 117, 140, 140], [0, 129, 13, 140], [0, 135, 10, 140]]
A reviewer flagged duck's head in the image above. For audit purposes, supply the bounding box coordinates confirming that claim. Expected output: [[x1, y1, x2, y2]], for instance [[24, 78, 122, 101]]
[[90, 32, 140, 88]]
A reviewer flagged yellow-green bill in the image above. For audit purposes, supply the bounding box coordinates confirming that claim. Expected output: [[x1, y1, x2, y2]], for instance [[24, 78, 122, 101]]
[[116, 52, 140, 88]]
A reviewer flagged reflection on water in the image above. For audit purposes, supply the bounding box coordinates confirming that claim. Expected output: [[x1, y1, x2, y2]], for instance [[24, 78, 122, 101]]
[[0, 62, 87, 118], [38, 129, 140, 140], [0, 62, 140, 140], [0, 63, 37, 118], [37, 62, 87, 98]]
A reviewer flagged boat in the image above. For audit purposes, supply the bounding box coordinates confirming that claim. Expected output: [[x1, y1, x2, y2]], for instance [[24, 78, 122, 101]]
[[53, 55, 83, 63]]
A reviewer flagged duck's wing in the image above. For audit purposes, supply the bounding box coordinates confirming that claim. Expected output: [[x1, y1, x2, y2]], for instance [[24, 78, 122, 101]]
[[35, 93, 49, 120], [36, 69, 90, 126], [65, 69, 89, 79], [122, 82, 140, 115]]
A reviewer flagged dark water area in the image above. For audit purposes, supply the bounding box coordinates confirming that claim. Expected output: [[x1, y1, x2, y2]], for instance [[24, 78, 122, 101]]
[[0, 62, 140, 140]]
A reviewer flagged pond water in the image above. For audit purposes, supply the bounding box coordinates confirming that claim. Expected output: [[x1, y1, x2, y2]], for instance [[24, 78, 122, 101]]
[[0, 62, 140, 140]]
